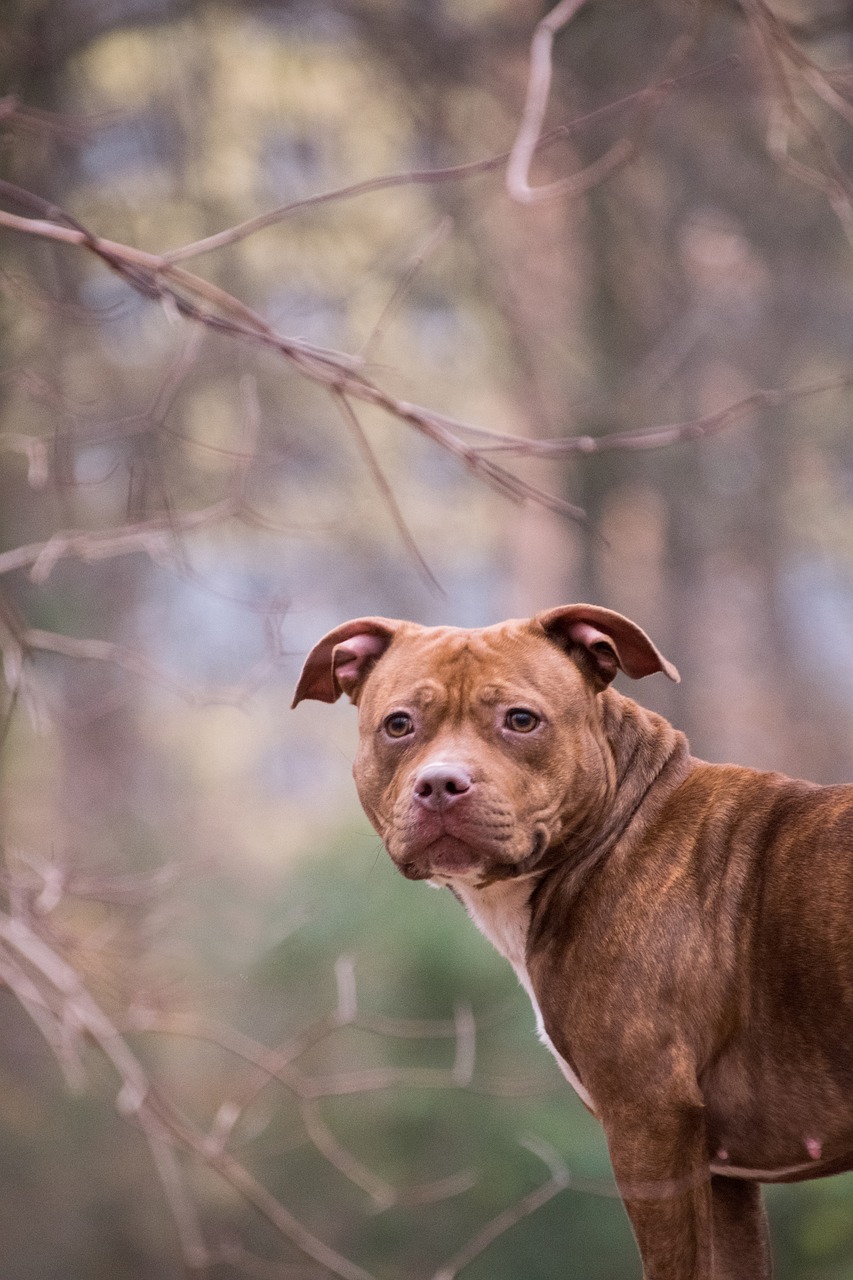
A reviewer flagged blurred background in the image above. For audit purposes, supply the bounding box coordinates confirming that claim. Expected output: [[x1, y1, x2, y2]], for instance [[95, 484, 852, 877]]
[[3, 0, 853, 1276]]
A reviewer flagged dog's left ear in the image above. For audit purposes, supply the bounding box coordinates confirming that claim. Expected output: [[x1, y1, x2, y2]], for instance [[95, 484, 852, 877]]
[[537, 604, 679, 687], [292, 617, 401, 706]]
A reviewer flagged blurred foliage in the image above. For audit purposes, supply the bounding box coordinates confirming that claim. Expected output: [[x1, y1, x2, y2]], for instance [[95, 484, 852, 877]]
[[242, 834, 636, 1280], [4, 824, 853, 1278]]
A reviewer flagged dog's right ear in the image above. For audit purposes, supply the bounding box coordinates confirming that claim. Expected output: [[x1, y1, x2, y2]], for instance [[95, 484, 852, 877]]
[[292, 618, 400, 706]]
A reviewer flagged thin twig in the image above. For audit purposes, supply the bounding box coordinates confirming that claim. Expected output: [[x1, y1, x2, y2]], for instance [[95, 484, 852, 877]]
[[14, 623, 278, 710], [0, 913, 380, 1280], [0, 202, 579, 522], [0, 500, 237, 581], [145, 1131, 209, 1271], [741, 0, 853, 240], [358, 217, 453, 363], [507, 0, 598, 203], [507, 4, 715, 206], [432, 1136, 571, 1280], [333, 392, 445, 594], [133, 59, 732, 266], [432, 374, 853, 456]]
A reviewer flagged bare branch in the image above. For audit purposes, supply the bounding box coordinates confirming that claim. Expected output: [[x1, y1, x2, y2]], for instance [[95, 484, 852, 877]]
[[506, 2, 701, 205], [135, 61, 733, 268], [0, 432, 49, 488], [0, 199, 580, 522], [127, 1004, 556, 1112], [167, 1114, 381, 1280], [145, 1131, 209, 1272], [300, 1098, 476, 1212], [432, 1136, 570, 1280], [334, 955, 358, 1023], [507, 0, 596, 203], [20, 628, 228, 705], [358, 216, 453, 363], [451, 1001, 477, 1087], [0, 97, 123, 142], [0, 500, 237, 582], [333, 392, 445, 593], [0, 949, 87, 1091], [740, 0, 853, 238], [439, 374, 853, 457], [0, 912, 381, 1280], [162, 159, 511, 267]]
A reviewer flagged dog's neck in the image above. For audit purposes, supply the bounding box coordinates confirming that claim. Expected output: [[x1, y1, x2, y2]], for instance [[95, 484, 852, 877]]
[[442, 691, 692, 1116], [446, 688, 692, 958], [596, 686, 693, 848], [514, 686, 693, 886]]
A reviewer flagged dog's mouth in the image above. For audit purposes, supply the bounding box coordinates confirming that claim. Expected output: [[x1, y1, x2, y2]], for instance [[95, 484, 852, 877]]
[[396, 825, 549, 884], [397, 834, 479, 880]]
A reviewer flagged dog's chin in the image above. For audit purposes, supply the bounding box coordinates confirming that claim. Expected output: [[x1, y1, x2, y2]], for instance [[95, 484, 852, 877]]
[[392, 826, 550, 884], [393, 835, 482, 881], [427, 835, 484, 875]]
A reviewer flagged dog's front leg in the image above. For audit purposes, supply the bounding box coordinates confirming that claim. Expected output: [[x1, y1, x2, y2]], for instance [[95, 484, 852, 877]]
[[602, 1095, 713, 1280], [710, 1178, 771, 1280]]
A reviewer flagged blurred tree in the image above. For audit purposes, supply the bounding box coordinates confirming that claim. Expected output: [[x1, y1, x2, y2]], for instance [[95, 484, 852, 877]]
[[4, 1, 853, 1277]]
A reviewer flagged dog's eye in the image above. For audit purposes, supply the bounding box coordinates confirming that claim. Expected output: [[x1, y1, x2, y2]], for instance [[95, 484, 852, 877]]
[[505, 708, 540, 733], [384, 712, 414, 738]]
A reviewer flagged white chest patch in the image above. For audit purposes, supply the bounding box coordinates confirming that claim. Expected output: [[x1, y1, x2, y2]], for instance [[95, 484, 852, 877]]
[[437, 876, 596, 1114]]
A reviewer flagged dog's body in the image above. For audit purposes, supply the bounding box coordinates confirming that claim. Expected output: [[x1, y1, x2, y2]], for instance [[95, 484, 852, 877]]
[[293, 606, 853, 1279]]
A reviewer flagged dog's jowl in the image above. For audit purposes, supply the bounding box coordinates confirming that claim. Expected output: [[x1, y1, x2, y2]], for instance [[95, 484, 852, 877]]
[[293, 604, 853, 1280]]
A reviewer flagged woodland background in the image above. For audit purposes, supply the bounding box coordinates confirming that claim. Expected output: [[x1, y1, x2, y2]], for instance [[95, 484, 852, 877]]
[[3, 0, 853, 1277]]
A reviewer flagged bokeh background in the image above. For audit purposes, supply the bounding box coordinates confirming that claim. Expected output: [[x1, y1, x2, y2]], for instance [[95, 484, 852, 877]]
[[3, 1, 853, 1276]]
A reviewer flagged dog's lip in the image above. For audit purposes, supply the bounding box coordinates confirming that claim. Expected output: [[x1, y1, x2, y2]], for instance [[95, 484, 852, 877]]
[[395, 825, 550, 884], [393, 830, 484, 880], [425, 834, 481, 873], [398, 859, 432, 881]]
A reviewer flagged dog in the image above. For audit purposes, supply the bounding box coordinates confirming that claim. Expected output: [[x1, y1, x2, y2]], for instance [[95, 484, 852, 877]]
[[293, 604, 853, 1279]]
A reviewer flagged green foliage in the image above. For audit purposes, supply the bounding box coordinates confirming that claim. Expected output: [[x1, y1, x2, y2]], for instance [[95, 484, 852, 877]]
[[250, 829, 636, 1278]]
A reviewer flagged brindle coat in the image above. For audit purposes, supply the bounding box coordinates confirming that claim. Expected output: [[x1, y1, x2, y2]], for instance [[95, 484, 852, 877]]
[[293, 605, 853, 1280]]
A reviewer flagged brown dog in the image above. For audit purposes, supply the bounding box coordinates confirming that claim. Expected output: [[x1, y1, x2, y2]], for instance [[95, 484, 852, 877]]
[[293, 605, 853, 1279]]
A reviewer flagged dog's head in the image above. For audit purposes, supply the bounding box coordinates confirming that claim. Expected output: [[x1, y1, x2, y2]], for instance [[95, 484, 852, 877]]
[[293, 606, 678, 885]]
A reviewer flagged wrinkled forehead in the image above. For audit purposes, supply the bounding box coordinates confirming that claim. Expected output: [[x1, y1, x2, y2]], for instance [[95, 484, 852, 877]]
[[358, 620, 586, 711]]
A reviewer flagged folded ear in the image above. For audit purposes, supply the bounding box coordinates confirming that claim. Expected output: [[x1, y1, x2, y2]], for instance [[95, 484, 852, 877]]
[[536, 604, 679, 688], [292, 617, 401, 706]]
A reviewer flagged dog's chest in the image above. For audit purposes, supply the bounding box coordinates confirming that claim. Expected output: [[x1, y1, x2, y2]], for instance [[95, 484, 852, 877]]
[[453, 878, 531, 971], [447, 877, 596, 1113]]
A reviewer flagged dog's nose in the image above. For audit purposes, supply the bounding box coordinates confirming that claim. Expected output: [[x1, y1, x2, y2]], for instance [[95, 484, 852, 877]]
[[413, 762, 473, 810]]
